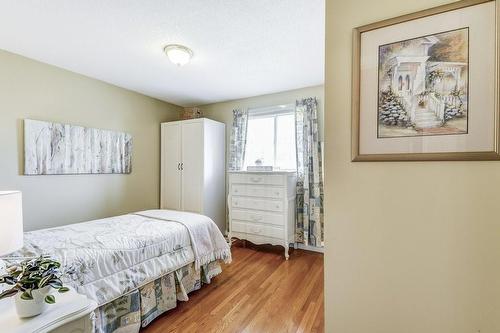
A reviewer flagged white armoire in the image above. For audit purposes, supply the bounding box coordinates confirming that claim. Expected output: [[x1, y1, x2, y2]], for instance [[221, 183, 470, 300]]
[[160, 118, 226, 233]]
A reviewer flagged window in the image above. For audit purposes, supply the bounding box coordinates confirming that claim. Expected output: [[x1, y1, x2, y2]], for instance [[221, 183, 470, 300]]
[[243, 105, 297, 170]]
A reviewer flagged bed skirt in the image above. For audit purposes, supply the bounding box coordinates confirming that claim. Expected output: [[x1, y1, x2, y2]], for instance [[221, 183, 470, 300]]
[[94, 260, 222, 333]]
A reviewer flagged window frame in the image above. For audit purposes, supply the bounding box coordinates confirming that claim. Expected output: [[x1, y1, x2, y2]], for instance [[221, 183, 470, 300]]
[[245, 103, 296, 170]]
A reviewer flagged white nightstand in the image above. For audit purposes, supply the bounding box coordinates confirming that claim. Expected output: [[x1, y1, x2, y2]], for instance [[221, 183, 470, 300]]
[[0, 288, 97, 333]]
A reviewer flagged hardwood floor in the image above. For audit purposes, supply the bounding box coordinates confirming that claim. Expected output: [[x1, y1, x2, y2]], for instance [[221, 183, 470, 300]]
[[142, 242, 324, 333]]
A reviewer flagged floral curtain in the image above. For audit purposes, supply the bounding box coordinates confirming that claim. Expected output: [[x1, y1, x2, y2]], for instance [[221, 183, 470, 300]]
[[295, 97, 324, 247], [228, 109, 248, 171]]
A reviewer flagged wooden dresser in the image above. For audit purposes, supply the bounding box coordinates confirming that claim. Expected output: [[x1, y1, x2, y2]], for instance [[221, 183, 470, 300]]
[[228, 171, 296, 259]]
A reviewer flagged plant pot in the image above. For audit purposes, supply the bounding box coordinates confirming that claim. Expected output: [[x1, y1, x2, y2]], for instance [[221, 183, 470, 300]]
[[14, 286, 52, 318]]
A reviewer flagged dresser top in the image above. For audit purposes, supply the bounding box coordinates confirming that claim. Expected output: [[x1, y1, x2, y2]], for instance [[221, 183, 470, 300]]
[[228, 170, 296, 174]]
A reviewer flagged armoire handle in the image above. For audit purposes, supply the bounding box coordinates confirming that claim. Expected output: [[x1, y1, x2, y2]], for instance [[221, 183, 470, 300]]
[[177, 163, 180, 170], [181, 163, 184, 170]]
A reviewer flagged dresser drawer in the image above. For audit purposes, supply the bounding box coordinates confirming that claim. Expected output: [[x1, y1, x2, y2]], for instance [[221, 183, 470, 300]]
[[230, 173, 285, 186], [231, 197, 283, 212], [232, 221, 284, 239], [231, 209, 284, 226], [231, 185, 285, 199]]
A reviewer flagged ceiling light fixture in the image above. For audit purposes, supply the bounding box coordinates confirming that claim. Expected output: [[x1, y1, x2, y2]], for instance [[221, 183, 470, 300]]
[[164, 44, 193, 66]]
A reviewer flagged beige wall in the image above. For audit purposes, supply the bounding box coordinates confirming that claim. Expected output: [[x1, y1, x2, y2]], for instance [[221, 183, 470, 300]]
[[0, 50, 182, 231], [325, 1, 500, 332]]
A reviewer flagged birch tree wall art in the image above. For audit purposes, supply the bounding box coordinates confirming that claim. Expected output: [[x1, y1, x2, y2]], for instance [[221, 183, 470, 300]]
[[24, 119, 132, 175]]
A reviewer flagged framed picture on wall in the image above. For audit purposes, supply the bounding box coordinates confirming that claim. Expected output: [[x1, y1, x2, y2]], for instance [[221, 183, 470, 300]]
[[352, 0, 500, 161]]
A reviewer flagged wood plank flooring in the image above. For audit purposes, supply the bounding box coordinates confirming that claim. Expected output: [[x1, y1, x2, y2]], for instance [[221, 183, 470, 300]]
[[142, 242, 324, 333]]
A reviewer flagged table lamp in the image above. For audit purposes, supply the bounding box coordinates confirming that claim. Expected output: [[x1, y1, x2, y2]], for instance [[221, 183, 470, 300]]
[[0, 191, 24, 256]]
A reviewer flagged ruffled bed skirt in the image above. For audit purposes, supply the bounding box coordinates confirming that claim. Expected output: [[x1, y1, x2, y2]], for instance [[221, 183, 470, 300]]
[[94, 261, 222, 333]]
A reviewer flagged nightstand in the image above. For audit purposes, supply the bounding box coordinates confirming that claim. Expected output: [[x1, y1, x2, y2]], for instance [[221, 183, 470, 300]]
[[0, 288, 97, 333]]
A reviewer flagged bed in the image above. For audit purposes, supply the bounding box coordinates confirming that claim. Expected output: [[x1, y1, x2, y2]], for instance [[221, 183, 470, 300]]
[[2, 209, 231, 333]]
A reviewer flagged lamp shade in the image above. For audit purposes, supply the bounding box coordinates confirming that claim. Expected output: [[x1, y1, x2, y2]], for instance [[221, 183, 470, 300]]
[[0, 191, 23, 256]]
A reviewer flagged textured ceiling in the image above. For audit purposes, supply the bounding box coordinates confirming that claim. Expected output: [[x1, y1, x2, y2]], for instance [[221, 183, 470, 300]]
[[0, 0, 325, 107]]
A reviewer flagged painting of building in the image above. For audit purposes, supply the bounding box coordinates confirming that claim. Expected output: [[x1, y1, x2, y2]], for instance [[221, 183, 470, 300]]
[[377, 28, 469, 138]]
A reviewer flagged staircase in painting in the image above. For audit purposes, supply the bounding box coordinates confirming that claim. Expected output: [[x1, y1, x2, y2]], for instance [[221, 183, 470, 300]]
[[413, 108, 442, 129]]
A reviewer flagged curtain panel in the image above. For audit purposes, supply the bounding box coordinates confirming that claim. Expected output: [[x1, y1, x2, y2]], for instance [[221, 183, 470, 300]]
[[228, 109, 248, 171], [295, 97, 324, 247]]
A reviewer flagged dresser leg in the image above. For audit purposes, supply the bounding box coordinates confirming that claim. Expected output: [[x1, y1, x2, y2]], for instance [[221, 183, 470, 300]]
[[284, 244, 290, 260]]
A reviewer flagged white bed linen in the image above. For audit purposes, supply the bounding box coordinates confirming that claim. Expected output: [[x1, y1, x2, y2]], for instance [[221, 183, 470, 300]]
[[6, 213, 196, 305], [134, 210, 231, 269]]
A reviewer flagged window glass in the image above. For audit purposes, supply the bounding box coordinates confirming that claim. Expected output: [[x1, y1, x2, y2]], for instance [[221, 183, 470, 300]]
[[243, 109, 296, 171], [276, 114, 297, 170], [244, 116, 275, 167]]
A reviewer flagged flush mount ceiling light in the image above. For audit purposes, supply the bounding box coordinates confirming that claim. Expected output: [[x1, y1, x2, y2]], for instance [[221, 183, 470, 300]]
[[163, 44, 193, 66]]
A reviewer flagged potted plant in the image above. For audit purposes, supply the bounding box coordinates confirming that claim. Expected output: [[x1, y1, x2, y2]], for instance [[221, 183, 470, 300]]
[[0, 256, 69, 318]]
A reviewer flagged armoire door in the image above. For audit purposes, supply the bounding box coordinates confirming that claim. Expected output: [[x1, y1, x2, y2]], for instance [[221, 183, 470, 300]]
[[181, 121, 204, 213], [161, 123, 182, 210]]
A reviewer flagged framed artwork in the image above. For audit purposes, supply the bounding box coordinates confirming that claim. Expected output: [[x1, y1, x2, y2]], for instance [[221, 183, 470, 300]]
[[352, 0, 500, 161], [24, 119, 132, 175]]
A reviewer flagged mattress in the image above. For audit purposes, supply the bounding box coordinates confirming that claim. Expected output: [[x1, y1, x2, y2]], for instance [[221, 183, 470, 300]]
[[7, 214, 195, 305]]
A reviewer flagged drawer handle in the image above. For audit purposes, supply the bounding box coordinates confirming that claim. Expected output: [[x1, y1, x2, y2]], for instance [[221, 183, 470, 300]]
[[275, 204, 280, 209], [234, 189, 239, 193], [249, 226, 262, 234], [250, 177, 262, 183], [274, 191, 280, 196], [250, 215, 263, 222], [234, 201, 239, 206]]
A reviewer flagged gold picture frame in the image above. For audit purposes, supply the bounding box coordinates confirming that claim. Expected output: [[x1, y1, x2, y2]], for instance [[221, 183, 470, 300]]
[[352, 0, 500, 161]]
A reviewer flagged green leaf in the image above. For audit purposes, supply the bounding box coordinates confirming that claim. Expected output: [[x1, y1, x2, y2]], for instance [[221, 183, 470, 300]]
[[58, 287, 70, 293], [0, 288, 18, 299], [1, 256, 63, 294], [20, 291, 33, 300], [38, 275, 52, 288], [48, 279, 62, 289], [3, 276, 16, 285], [44, 295, 55, 304], [21, 278, 37, 284], [6, 266, 18, 273]]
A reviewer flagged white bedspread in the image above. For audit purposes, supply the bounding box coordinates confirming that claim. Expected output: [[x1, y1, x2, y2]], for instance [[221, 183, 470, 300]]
[[3, 210, 230, 305], [134, 210, 232, 269]]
